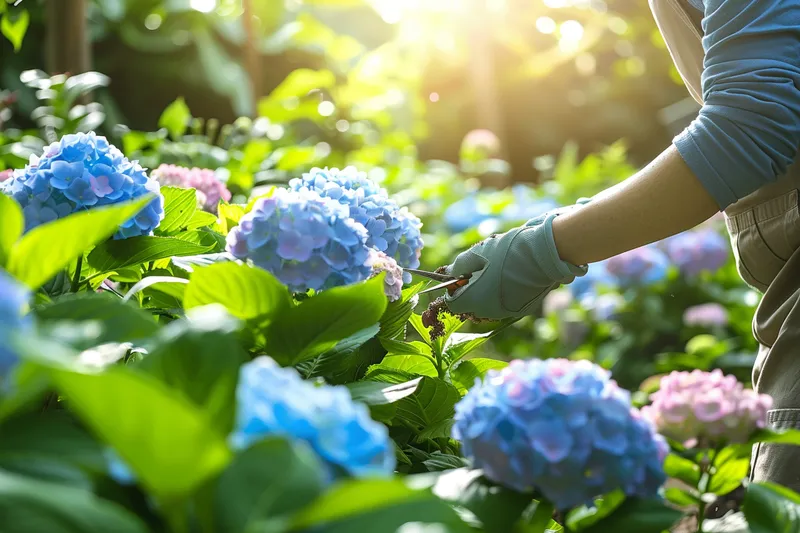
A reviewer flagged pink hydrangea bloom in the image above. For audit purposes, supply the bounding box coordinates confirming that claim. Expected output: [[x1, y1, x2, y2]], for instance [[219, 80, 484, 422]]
[[0, 169, 13, 182], [642, 369, 772, 446], [366, 250, 404, 302], [151, 164, 231, 212], [683, 303, 729, 328]]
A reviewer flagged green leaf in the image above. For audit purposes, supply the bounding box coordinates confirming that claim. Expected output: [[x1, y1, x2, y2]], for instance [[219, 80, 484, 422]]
[[298, 325, 380, 380], [34, 293, 158, 344], [157, 187, 197, 235], [709, 456, 749, 496], [417, 419, 454, 441], [137, 307, 248, 434], [0, 412, 105, 473], [444, 331, 493, 364], [378, 283, 423, 340], [183, 262, 292, 323], [408, 314, 431, 345], [527, 500, 556, 533], [1, 9, 29, 52], [290, 478, 469, 533], [265, 276, 388, 365], [747, 428, 800, 447], [87, 234, 215, 271], [214, 438, 325, 533], [185, 210, 217, 231], [450, 358, 508, 395], [380, 338, 432, 357], [259, 69, 336, 115], [0, 470, 148, 533], [0, 194, 23, 266], [47, 365, 231, 499], [158, 97, 191, 140], [421, 452, 469, 472], [664, 487, 700, 507], [367, 355, 438, 378], [415, 468, 534, 533], [345, 378, 422, 406], [216, 203, 245, 235], [579, 498, 683, 533], [368, 375, 459, 433], [663, 453, 701, 486], [743, 482, 800, 533], [7, 197, 152, 290]]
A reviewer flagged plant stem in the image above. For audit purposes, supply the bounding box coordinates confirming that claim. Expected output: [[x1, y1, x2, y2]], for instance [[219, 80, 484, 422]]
[[71, 256, 83, 293], [695, 448, 718, 533]]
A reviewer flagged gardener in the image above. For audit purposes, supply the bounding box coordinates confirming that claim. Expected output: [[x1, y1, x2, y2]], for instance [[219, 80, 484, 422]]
[[443, 0, 800, 492]]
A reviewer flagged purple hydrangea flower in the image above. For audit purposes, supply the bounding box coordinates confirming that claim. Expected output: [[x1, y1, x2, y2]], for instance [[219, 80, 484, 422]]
[[151, 164, 232, 213], [0, 133, 164, 239], [662, 229, 729, 277], [453, 358, 668, 510], [0, 270, 31, 381], [289, 167, 424, 281], [642, 369, 772, 446], [231, 356, 395, 479], [606, 245, 669, 286], [683, 303, 729, 328], [366, 250, 404, 302], [590, 293, 626, 322], [226, 188, 372, 292]]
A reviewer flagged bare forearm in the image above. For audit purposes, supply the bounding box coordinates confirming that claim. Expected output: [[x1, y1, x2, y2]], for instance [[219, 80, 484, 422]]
[[552, 145, 720, 265]]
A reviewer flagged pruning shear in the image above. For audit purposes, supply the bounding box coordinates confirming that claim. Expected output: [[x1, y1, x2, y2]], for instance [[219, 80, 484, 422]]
[[405, 268, 472, 296]]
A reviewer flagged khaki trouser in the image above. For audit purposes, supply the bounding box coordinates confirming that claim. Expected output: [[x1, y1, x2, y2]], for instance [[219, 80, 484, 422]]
[[725, 168, 800, 491]]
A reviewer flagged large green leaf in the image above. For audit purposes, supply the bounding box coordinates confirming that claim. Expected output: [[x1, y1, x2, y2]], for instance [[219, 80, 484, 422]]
[[7, 197, 152, 290], [708, 455, 749, 497], [87, 233, 216, 272], [214, 438, 325, 533], [183, 262, 292, 322], [663, 453, 701, 486], [0, 193, 23, 266], [450, 358, 508, 395], [346, 378, 422, 406], [416, 468, 535, 533], [380, 338, 432, 357], [445, 332, 493, 364], [298, 325, 380, 380], [47, 365, 231, 499], [1, 9, 29, 52], [0, 470, 148, 533], [158, 97, 191, 140], [579, 498, 683, 533], [157, 187, 197, 235], [366, 355, 438, 378], [34, 292, 158, 344], [378, 283, 424, 340], [743, 482, 800, 533], [289, 478, 470, 533], [137, 307, 248, 434], [367, 373, 459, 433], [265, 276, 388, 365]]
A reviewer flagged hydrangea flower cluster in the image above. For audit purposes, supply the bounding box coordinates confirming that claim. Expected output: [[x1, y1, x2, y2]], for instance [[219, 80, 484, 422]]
[[683, 303, 729, 328], [151, 164, 231, 213], [453, 358, 668, 510], [662, 229, 729, 276], [367, 250, 404, 302], [0, 270, 31, 381], [642, 369, 772, 446], [232, 356, 395, 479], [0, 132, 164, 239], [289, 167, 424, 277], [226, 188, 372, 293], [569, 260, 618, 301], [444, 195, 493, 233], [605, 245, 669, 286]]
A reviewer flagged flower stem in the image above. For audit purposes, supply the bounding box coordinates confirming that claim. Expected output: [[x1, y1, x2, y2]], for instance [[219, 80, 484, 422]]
[[71, 255, 83, 293]]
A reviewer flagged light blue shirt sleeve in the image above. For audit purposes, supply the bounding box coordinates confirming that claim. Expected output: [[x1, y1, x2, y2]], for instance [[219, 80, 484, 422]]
[[673, 0, 800, 209]]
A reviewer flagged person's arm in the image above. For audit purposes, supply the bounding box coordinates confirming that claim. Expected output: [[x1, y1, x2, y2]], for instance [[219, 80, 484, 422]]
[[554, 0, 800, 266]]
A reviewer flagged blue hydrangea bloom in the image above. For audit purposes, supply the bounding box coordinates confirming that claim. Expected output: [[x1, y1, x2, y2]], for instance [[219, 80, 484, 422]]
[[453, 358, 668, 510], [605, 245, 669, 286], [501, 186, 560, 224], [569, 260, 618, 301], [0, 270, 30, 381], [662, 229, 729, 277], [444, 194, 494, 233], [104, 448, 136, 485], [288, 167, 424, 277], [231, 356, 395, 479], [226, 188, 373, 292], [0, 132, 164, 239]]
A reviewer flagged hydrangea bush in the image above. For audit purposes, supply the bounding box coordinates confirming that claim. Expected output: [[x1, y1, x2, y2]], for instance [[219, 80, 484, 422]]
[[232, 356, 395, 478], [1, 132, 164, 238], [226, 188, 373, 292], [643, 369, 772, 446], [452, 358, 668, 510]]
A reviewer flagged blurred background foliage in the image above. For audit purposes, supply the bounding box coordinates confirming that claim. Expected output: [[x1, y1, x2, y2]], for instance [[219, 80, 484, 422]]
[[2, 0, 755, 392]]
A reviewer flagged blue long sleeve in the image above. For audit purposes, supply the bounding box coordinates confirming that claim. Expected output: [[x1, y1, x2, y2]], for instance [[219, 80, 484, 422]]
[[673, 0, 800, 209]]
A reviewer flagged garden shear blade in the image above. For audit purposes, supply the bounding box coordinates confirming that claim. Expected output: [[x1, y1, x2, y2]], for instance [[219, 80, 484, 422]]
[[405, 268, 470, 295]]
